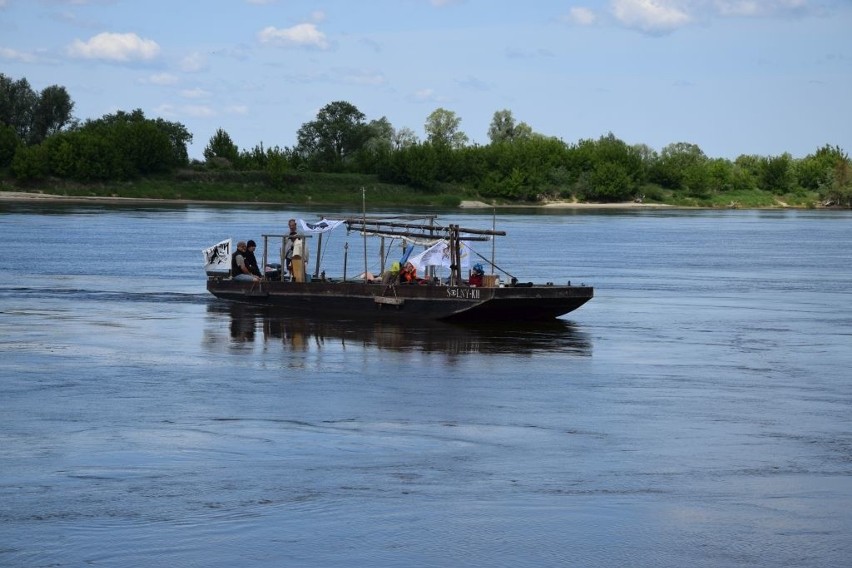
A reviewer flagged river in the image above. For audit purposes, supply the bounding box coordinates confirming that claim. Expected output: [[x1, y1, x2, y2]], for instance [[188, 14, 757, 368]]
[[1, 202, 850, 567]]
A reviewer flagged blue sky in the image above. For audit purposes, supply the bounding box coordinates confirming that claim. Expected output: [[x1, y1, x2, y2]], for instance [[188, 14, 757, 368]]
[[1, 0, 850, 161]]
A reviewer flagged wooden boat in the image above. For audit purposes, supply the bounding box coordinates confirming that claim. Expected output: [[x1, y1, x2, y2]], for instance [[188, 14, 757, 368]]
[[204, 215, 593, 322], [214, 302, 593, 355]]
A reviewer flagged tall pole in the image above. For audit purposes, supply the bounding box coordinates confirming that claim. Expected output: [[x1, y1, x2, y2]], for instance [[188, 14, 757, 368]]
[[314, 216, 324, 280], [452, 224, 462, 286], [362, 187, 368, 281], [490, 207, 496, 275]]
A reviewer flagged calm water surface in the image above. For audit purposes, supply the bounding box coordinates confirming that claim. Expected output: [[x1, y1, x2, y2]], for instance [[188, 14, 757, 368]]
[[1, 203, 851, 567]]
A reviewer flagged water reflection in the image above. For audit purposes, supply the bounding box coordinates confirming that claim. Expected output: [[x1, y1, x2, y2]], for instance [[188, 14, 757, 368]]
[[209, 302, 592, 356]]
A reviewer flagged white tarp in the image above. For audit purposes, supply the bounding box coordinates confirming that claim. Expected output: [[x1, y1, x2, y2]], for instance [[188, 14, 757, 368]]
[[408, 239, 472, 272], [203, 239, 231, 273], [298, 219, 346, 234]]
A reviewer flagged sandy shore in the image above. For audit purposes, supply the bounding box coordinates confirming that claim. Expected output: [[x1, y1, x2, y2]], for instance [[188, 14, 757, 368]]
[[1, 190, 671, 209], [459, 199, 671, 209]]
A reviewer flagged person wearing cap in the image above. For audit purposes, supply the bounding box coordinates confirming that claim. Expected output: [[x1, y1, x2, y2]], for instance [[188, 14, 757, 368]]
[[244, 239, 263, 278], [469, 263, 484, 287], [231, 241, 260, 281]]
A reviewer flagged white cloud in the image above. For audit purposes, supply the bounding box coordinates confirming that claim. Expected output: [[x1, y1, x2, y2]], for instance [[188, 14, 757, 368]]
[[66, 32, 160, 61], [714, 0, 763, 16], [180, 88, 210, 99], [414, 88, 436, 101], [0, 47, 38, 63], [565, 7, 598, 26], [601, 0, 821, 33], [153, 103, 214, 119], [180, 52, 207, 72], [257, 23, 330, 49], [146, 73, 179, 86], [341, 70, 386, 86], [610, 0, 692, 34], [155, 102, 245, 120], [411, 88, 449, 103], [457, 76, 490, 91], [713, 0, 810, 17], [182, 104, 216, 118]]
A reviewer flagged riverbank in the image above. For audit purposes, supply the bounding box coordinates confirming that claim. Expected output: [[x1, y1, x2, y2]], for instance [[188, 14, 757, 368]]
[[0, 191, 678, 209], [459, 199, 671, 209], [0, 190, 239, 206], [2, 190, 833, 210]]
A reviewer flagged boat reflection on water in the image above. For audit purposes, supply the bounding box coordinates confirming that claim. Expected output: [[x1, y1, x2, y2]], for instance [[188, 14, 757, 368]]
[[209, 302, 592, 357]]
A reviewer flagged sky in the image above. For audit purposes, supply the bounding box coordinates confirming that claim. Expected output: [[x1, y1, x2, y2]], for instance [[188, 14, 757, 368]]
[[1, 0, 850, 161]]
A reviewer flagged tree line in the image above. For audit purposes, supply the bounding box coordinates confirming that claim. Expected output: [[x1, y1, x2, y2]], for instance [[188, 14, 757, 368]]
[[2, 73, 850, 206]]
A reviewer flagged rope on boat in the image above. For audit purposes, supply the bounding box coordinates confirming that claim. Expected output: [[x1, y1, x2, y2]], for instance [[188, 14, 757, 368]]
[[468, 248, 516, 280]]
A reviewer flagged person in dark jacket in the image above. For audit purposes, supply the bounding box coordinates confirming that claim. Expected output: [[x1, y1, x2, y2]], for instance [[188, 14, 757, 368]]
[[232, 241, 259, 281], [244, 240, 263, 278]]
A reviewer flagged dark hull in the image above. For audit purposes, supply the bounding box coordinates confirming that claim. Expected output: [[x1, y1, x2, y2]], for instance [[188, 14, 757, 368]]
[[206, 278, 593, 322]]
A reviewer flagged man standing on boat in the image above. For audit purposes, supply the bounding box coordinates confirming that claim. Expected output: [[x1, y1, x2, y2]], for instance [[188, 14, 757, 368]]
[[283, 218, 308, 281]]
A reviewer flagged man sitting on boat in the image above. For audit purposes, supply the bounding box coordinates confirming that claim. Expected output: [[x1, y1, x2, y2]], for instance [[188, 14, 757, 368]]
[[232, 241, 260, 281], [469, 263, 484, 287], [379, 261, 401, 285]]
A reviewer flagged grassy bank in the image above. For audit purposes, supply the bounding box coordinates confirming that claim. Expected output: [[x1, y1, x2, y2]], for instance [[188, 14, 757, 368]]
[[2, 171, 466, 208], [1, 170, 824, 209]]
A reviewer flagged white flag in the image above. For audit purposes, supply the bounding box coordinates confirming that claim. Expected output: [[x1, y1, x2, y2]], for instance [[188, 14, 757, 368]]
[[203, 239, 231, 273], [409, 240, 472, 272], [298, 218, 345, 234]]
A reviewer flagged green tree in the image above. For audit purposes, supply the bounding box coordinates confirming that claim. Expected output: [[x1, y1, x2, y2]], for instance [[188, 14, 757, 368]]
[[392, 127, 418, 150], [151, 117, 191, 167], [569, 133, 642, 201], [46, 130, 121, 181], [652, 142, 709, 195], [424, 108, 468, 149], [822, 156, 852, 207], [760, 153, 794, 194], [0, 75, 74, 146], [0, 123, 21, 167], [204, 128, 239, 165], [266, 146, 290, 189], [377, 142, 440, 189], [29, 85, 74, 145], [734, 154, 762, 187], [115, 121, 175, 176], [295, 101, 369, 171], [364, 117, 394, 152], [705, 158, 735, 193], [797, 144, 847, 191], [487, 109, 533, 144], [585, 161, 633, 202], [10, 108, 190, 182], [10, 142, 50, 180], [0, 74, 37, 142], [82, 109, 190, 170]]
